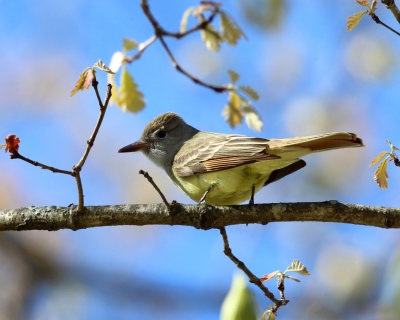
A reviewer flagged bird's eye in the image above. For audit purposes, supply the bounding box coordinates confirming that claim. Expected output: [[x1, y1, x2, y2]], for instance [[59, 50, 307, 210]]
[[157, 130, 167, 138]]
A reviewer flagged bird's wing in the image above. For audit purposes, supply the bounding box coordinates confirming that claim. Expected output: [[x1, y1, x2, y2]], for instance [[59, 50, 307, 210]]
[[173, 132, 280, 177]]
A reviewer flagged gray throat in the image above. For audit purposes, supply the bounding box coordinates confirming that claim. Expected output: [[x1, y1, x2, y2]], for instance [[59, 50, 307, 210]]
[[145, 124, 199, 180]]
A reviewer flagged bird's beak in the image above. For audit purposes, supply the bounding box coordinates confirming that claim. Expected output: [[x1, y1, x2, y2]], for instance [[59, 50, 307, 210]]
[[118, 140, 149, 153]]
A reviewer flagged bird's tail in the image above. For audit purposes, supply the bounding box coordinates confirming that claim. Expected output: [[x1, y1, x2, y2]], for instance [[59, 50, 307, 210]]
[[268, 132, 364, 157]]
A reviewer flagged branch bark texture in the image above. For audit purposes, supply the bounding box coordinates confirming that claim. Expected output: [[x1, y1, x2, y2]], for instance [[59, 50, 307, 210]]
[[1, 201, 399, 231]]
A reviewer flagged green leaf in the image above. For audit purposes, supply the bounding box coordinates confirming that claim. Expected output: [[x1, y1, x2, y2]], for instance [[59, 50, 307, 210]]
[[284, 259, 311, 276], [238, 85, 259, 101], [220, 273, 258, 320], [223, 91, 243, 128], [243, 106, 263, 131], [180, 7, 195, 33], [200, 24, 222, 51], [220, 10, 246, 45], [0, 143, 5, 151], [346, 10, 367, 31], [370, 151, 390, 167], [262, 309, 275, 320], [93, 59, 114, 74], [228, 70, 240, 83], [237, 95, 250, 108], [118, 67, 145, 113], [122, 38, 138, 52], [70, 67, 91, 97], [241, 0, 285, 30], [374, 156, 389, 189]]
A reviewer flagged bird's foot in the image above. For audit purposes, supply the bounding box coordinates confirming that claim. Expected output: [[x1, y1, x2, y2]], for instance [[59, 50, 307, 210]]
[[198, 183, 215, 204], [248, 185, 255, 207]]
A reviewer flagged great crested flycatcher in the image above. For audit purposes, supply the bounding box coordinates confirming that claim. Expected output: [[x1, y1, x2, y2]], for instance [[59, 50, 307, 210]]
[[119, 112, 364, 205]]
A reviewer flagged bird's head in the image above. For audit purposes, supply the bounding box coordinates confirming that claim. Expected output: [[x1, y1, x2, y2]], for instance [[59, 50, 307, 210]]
[[118, 112, 199, 170]]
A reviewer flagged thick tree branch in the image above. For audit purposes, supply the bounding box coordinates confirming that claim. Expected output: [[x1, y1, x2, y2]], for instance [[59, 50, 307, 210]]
[[1, 201, 400, 231]]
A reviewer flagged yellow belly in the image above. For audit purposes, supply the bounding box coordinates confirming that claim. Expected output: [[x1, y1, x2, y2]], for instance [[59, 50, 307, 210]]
[[172, 160, 298, 205]]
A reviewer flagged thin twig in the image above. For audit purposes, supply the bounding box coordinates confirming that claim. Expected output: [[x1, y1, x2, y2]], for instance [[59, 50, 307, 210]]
[[10, 152, 73, 176], [140, 0, 229, 93], [277, 277, 285, 301], [157, 36, 227, 92], [163, 9, 219, 39], [139, 170, 170, 209], [370, 12, 400, 36], [124, 35, 157, 63], [72, 80, 112, 211], [74, 81, 112, 171], [140, 0, 165, 36], [381, 0, 400, 25], [92, 79, 103, 110], [219, 227, 287, 313], [139, 0, 219, 39]]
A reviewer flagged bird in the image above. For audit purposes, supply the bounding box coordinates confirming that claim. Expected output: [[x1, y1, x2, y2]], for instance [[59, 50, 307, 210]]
[[118, 112, 364, 205]]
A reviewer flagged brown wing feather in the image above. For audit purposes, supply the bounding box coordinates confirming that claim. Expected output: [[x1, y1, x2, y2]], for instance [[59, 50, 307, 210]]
[[173, 133, 278, 177], [172, 131, 363, 177], [202, 154, 280, 172]]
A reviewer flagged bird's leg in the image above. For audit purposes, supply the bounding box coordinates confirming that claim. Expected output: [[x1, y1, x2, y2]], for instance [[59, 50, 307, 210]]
[[199, 183, 215, 204], [248, 185, 255, 206]]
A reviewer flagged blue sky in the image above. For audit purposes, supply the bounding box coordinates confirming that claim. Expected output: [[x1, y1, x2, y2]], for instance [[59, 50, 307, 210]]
[[1, 1, 400, 319]]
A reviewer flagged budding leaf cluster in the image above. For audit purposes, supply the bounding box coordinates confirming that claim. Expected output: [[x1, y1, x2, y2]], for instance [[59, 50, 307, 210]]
[[223, 70, 262, 131], [180, 2, 246, 52], [347, 0, 377, 31], [370, 140, 400, 189], [258, 259, 310, 319], [70, 60, 115, 97], [0, 134, 20, 154], [70, 68, 92, 96], [260, 259, 310, 284], [70, 3, 259, 131]]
